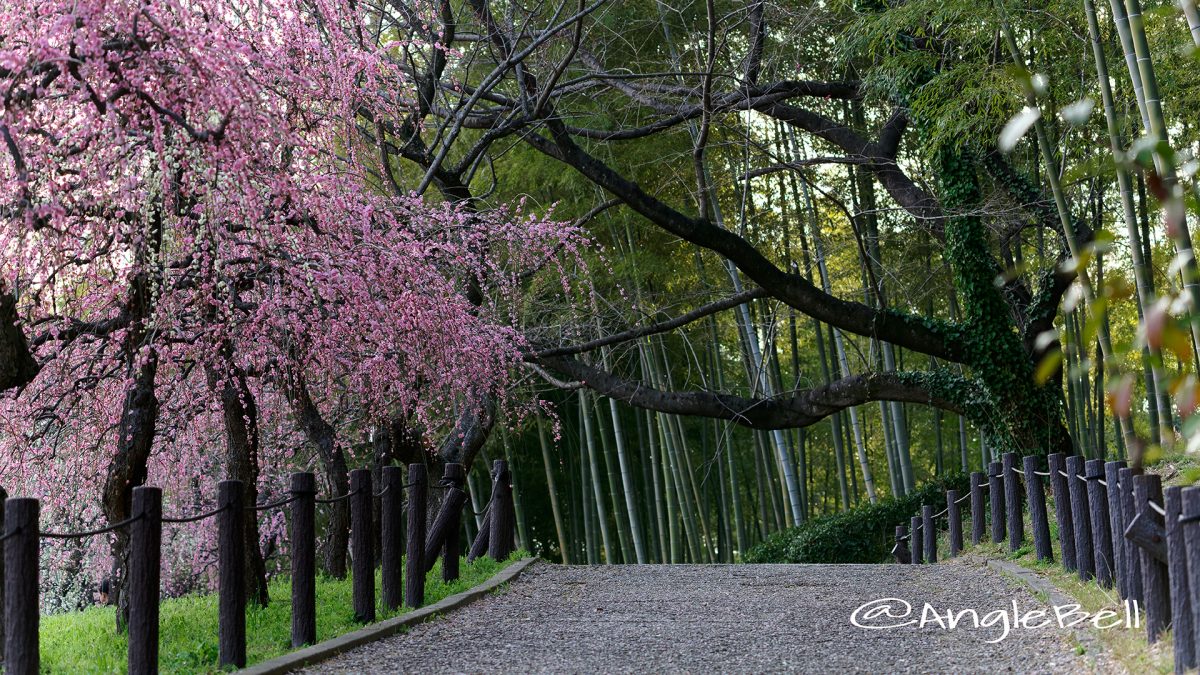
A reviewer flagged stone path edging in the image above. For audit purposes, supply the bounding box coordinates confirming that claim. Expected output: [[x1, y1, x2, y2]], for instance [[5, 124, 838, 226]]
[[238, 557, 538, 675], [986, 558, 1110, 670]]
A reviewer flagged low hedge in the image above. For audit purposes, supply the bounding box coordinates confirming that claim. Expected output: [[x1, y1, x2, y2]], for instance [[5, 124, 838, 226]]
[[745, 473, 972, 564]]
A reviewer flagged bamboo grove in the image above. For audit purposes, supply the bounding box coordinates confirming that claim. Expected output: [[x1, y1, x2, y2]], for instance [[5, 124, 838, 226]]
[[428, 0, 1200, 565]]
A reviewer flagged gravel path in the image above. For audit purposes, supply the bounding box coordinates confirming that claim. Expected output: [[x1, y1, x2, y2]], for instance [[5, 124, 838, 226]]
[[305, 557, 1112, 674]]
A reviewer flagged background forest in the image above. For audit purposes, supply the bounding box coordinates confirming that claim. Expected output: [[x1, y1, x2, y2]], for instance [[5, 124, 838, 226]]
[[4, 0, 1200, 611]]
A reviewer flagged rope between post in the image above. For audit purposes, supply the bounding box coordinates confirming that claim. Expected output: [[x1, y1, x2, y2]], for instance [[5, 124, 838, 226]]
[[163, 503, 231, 524], [1149, 500, 1166, 517], [42, 513, 145, 538], [315, 487, 362, 505], [250, 495, 297, 512]]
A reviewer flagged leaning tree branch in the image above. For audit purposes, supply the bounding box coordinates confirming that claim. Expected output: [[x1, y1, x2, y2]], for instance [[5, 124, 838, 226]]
[[535, 287, 771, 358], [539, 354, 968, 430], [521, 120, 965, 363]]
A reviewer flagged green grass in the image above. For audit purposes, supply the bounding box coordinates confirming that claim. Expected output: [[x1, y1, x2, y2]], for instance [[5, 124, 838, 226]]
[[40, 553, 524, 673]]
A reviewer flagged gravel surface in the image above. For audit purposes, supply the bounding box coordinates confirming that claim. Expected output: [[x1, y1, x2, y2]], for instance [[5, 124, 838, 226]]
[[304, 557, 1113, 674]]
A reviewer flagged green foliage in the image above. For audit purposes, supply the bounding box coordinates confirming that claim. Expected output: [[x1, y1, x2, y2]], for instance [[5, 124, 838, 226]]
[[744, 475, 971, 564], [39, 554, 522, 674]]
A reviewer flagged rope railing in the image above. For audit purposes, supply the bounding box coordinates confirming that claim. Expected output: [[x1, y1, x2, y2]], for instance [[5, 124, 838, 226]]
[[896, 450, 1195, 666], [315, 487, 361, 505], [162, 503, 230, 524], [40, 513, 144, 539]]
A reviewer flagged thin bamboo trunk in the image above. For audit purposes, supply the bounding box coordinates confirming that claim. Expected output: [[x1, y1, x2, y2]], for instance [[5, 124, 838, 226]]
[[536, 418, 571, 563]]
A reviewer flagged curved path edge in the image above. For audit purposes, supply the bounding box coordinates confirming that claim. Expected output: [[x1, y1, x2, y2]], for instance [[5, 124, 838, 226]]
[[238, 557, 539, 675], [986, 558, 1110, 670]]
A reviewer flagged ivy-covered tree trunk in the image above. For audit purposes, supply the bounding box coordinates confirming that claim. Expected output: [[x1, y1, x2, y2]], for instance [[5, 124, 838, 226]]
[[938, 148, 1072, 455]]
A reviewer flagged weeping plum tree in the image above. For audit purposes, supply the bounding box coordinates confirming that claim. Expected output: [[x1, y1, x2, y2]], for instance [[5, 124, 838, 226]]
[[0, 0, 585, 610]]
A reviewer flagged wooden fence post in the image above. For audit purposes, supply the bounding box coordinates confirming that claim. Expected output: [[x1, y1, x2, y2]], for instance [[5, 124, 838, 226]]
[[467, 510, 490, 563], [1165, 486, 1196, 671], [1048, 453, 1076, 571], [1002, 453, 1023, 552], [440, 463, 466, 582], [1181, 486, 1200, 667], [350, 469, 375, 623], [424, 485, 468, 575], [989, 461, 1005, 544], [380, 466, 404, 612], [910, 515, 922, 564], [1134, 473, 1170, 643], [1120, 467, 1144, 604], [1066, 455, 1094, 581], [1105, 461, 1128, 599], [128, 486, 162, 675], [922, 504, 937, 563], [970, 471, 985, 545], [1085, 459, 1114, 589], [946, 490, 963, 557], [5, 498, 37, 675], [290, 472, 316, 648], [489, 460, 515, 560], [894, 525, 911, 564], [1023, 455, 1052, 562], [218, 480, 246, 669], [405, 464, 428, 609]]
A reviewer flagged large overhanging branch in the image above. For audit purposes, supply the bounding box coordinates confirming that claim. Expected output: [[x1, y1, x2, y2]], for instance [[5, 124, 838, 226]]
[[535, 287, 771, 358], [538, 354, 969, 430], [522, 121, 965, 363]]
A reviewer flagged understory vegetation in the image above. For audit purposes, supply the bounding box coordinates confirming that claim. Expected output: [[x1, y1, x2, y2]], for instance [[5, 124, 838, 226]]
[[746, 475, 971, 563]]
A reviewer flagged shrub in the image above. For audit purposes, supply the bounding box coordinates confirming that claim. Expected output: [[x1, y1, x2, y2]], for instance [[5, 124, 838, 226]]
[[745, 474, 972, 564]]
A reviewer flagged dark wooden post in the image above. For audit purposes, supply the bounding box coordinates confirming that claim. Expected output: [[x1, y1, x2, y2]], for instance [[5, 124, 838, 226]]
[[467, 510, 490, 563], [1165, 486, 1196, 671], [1048, 453, 1076, 571], [381, 466, 404, 611], [1066, 455, 1094, 581], [970, 471, 985, 545], [405, 463, 428, 609], [946, 490, 963, 557], [440, 463, 466, 582], [910, 515, 922, 564], [1085, 459, 1114, 589], [349, 469, 375, 623], [1134, 473, 1170, 643], [1181, 486, 1200, 666], [489, 460, 515, 560], [988, 461, 1005, 544], [1105, 461, 1128, 599], [5, 498, 38, 675], [218, 480, 246, 668], [894, 525, 911, 564], [1120, 467, 1144, 603], [1002, 452, 1023, 551], [1024, 455, 1052, 562], [128, 486, 162, 675], [922, 504, 937, 563], [424, 488, 468, 574], [290, 472, 316, 647]]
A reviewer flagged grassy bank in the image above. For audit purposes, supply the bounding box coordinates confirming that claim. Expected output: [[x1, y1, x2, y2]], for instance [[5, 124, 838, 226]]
[[41, 553, 523, 673]]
